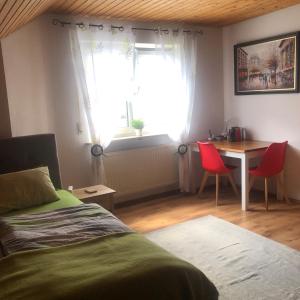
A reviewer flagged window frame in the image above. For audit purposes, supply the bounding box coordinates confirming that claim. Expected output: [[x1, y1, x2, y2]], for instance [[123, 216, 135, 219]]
[[113, 42, 174, 138]]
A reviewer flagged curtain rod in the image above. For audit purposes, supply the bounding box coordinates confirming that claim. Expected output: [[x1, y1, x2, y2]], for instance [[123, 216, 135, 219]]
[[52, 19, 203, 35]]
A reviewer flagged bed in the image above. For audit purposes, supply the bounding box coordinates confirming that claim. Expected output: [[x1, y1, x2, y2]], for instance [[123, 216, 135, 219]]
[[0, 134, 218, 300]]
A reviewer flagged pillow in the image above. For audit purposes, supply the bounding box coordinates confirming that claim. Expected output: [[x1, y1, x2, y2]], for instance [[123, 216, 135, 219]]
[[0, 167, 59, 214]]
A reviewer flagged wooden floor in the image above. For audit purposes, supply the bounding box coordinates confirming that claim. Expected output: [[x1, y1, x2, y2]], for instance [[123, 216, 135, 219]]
[[115, 187, 300, 251]]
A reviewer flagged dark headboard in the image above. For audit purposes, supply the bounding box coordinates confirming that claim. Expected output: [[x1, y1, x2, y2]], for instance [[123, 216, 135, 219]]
[[0, 134, 62, 189]]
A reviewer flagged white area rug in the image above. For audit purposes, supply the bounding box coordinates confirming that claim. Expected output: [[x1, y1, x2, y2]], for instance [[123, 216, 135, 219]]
[[146, 215, 300, 300]]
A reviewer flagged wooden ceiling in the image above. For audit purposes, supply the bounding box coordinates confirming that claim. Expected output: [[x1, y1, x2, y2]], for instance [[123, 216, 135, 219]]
[[0, 0, 53, 38], [1, 0, 300, 39]]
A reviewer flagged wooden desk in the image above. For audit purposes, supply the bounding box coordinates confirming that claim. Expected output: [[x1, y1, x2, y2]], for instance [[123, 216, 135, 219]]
[[191, 140, 271, 211]]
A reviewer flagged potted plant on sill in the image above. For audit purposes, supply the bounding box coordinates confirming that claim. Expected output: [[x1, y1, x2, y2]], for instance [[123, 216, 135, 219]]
[[131, 119, 144, 137]]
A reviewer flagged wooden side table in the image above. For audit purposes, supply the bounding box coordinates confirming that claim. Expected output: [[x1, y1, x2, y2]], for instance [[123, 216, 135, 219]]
[[73, 185, 116, 212]]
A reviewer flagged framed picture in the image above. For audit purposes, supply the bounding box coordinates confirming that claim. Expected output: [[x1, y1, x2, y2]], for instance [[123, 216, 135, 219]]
[[234, 32, 300, 95]]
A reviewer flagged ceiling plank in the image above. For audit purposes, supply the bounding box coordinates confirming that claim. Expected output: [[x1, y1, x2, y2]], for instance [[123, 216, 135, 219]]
[[0, 0, 32, 36], [91, 0, 130, 16], [2, 0, 300, 38], [0, 0, 56, 39], [72, 0, 104, 15], [48, 0, 300, 26], [71, 0, 114, 16], [51, 0, 79, 11], [0, 0, 18, 29], [103, 0, 165, 19]]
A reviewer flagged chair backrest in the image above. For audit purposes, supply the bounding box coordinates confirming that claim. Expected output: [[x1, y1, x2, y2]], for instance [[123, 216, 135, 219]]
[[259, 141, 288, 176], [197, 142, 227, 173]]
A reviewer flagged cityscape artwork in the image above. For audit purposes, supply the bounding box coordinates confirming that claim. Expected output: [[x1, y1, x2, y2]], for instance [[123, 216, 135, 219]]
[[234, 32, 299, 94]]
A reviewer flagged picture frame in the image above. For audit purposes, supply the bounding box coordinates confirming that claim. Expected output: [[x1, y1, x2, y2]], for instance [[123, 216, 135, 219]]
[[234, 31, 300, 95]]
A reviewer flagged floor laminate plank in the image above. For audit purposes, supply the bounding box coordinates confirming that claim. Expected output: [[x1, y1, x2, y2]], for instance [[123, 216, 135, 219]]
[[115, 188, 300, 250]]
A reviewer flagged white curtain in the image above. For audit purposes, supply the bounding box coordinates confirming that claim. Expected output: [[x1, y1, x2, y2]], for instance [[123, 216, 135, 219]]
[[153, 31, 198, 192], [131, 30, 198, 192], [70, 25, 135, 184], [70, 24, 198, 190]]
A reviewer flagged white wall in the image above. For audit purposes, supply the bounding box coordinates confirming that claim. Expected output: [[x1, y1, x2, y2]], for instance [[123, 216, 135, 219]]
[[223, 4, 300, 200], [0, 44, 11, 138], [39, 17, 93, 189], [191, 26, 224, 142], [1, 14, 224, 190], [1, 20, 55, 136], [1, 16, 92, 188]]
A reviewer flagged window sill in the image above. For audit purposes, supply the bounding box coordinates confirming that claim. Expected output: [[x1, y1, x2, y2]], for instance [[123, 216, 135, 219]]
[[108, 133, 173, 152], [85, 134, 174, 152], [112, 133, 167, 142]]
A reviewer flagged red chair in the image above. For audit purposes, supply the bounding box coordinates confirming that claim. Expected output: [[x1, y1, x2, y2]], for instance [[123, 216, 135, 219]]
[[249, 141, 289, 210], [197, 142, 239, 205]]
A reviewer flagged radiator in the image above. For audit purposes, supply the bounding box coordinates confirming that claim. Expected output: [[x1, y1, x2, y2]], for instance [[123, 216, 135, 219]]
[[103, 145, 179, 203]]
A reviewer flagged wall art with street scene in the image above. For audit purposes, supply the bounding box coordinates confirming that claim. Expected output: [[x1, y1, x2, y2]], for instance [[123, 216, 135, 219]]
[[234, 32, 300, 94]]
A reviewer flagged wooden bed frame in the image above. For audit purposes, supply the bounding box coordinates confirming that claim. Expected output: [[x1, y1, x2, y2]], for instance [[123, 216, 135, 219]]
[[0, 134, 62, 189]]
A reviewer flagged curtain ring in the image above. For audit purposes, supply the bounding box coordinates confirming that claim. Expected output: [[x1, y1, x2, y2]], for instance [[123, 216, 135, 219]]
[[98, 24, 104, 30], [119, 26, 124, 32], [91, 144, 104, 157], [177, 144, 188, 155], [52, 19, 59, 26], [77, 23, 86, 30]]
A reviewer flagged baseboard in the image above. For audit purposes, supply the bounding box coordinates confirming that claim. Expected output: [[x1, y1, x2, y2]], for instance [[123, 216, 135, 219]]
[[114, 182, 179, 205], [196, 181, 300, 203], [115, 182, 300, 209], [115, 188, 180, 209], [249, 186, 300, 203]]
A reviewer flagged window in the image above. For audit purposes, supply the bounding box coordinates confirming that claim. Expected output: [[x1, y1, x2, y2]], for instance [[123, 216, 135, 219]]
[[114, 42, 183, 138], [75, 30, 192, 145]]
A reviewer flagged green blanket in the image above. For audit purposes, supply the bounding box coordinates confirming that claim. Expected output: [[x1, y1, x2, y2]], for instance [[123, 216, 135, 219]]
[[1, 191, 218, 299], [0, 232, 218, 300]]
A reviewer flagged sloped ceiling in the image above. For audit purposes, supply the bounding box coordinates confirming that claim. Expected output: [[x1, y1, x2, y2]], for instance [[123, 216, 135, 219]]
[[0, 0, 53, 38], [1, 0, 300, 39]]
